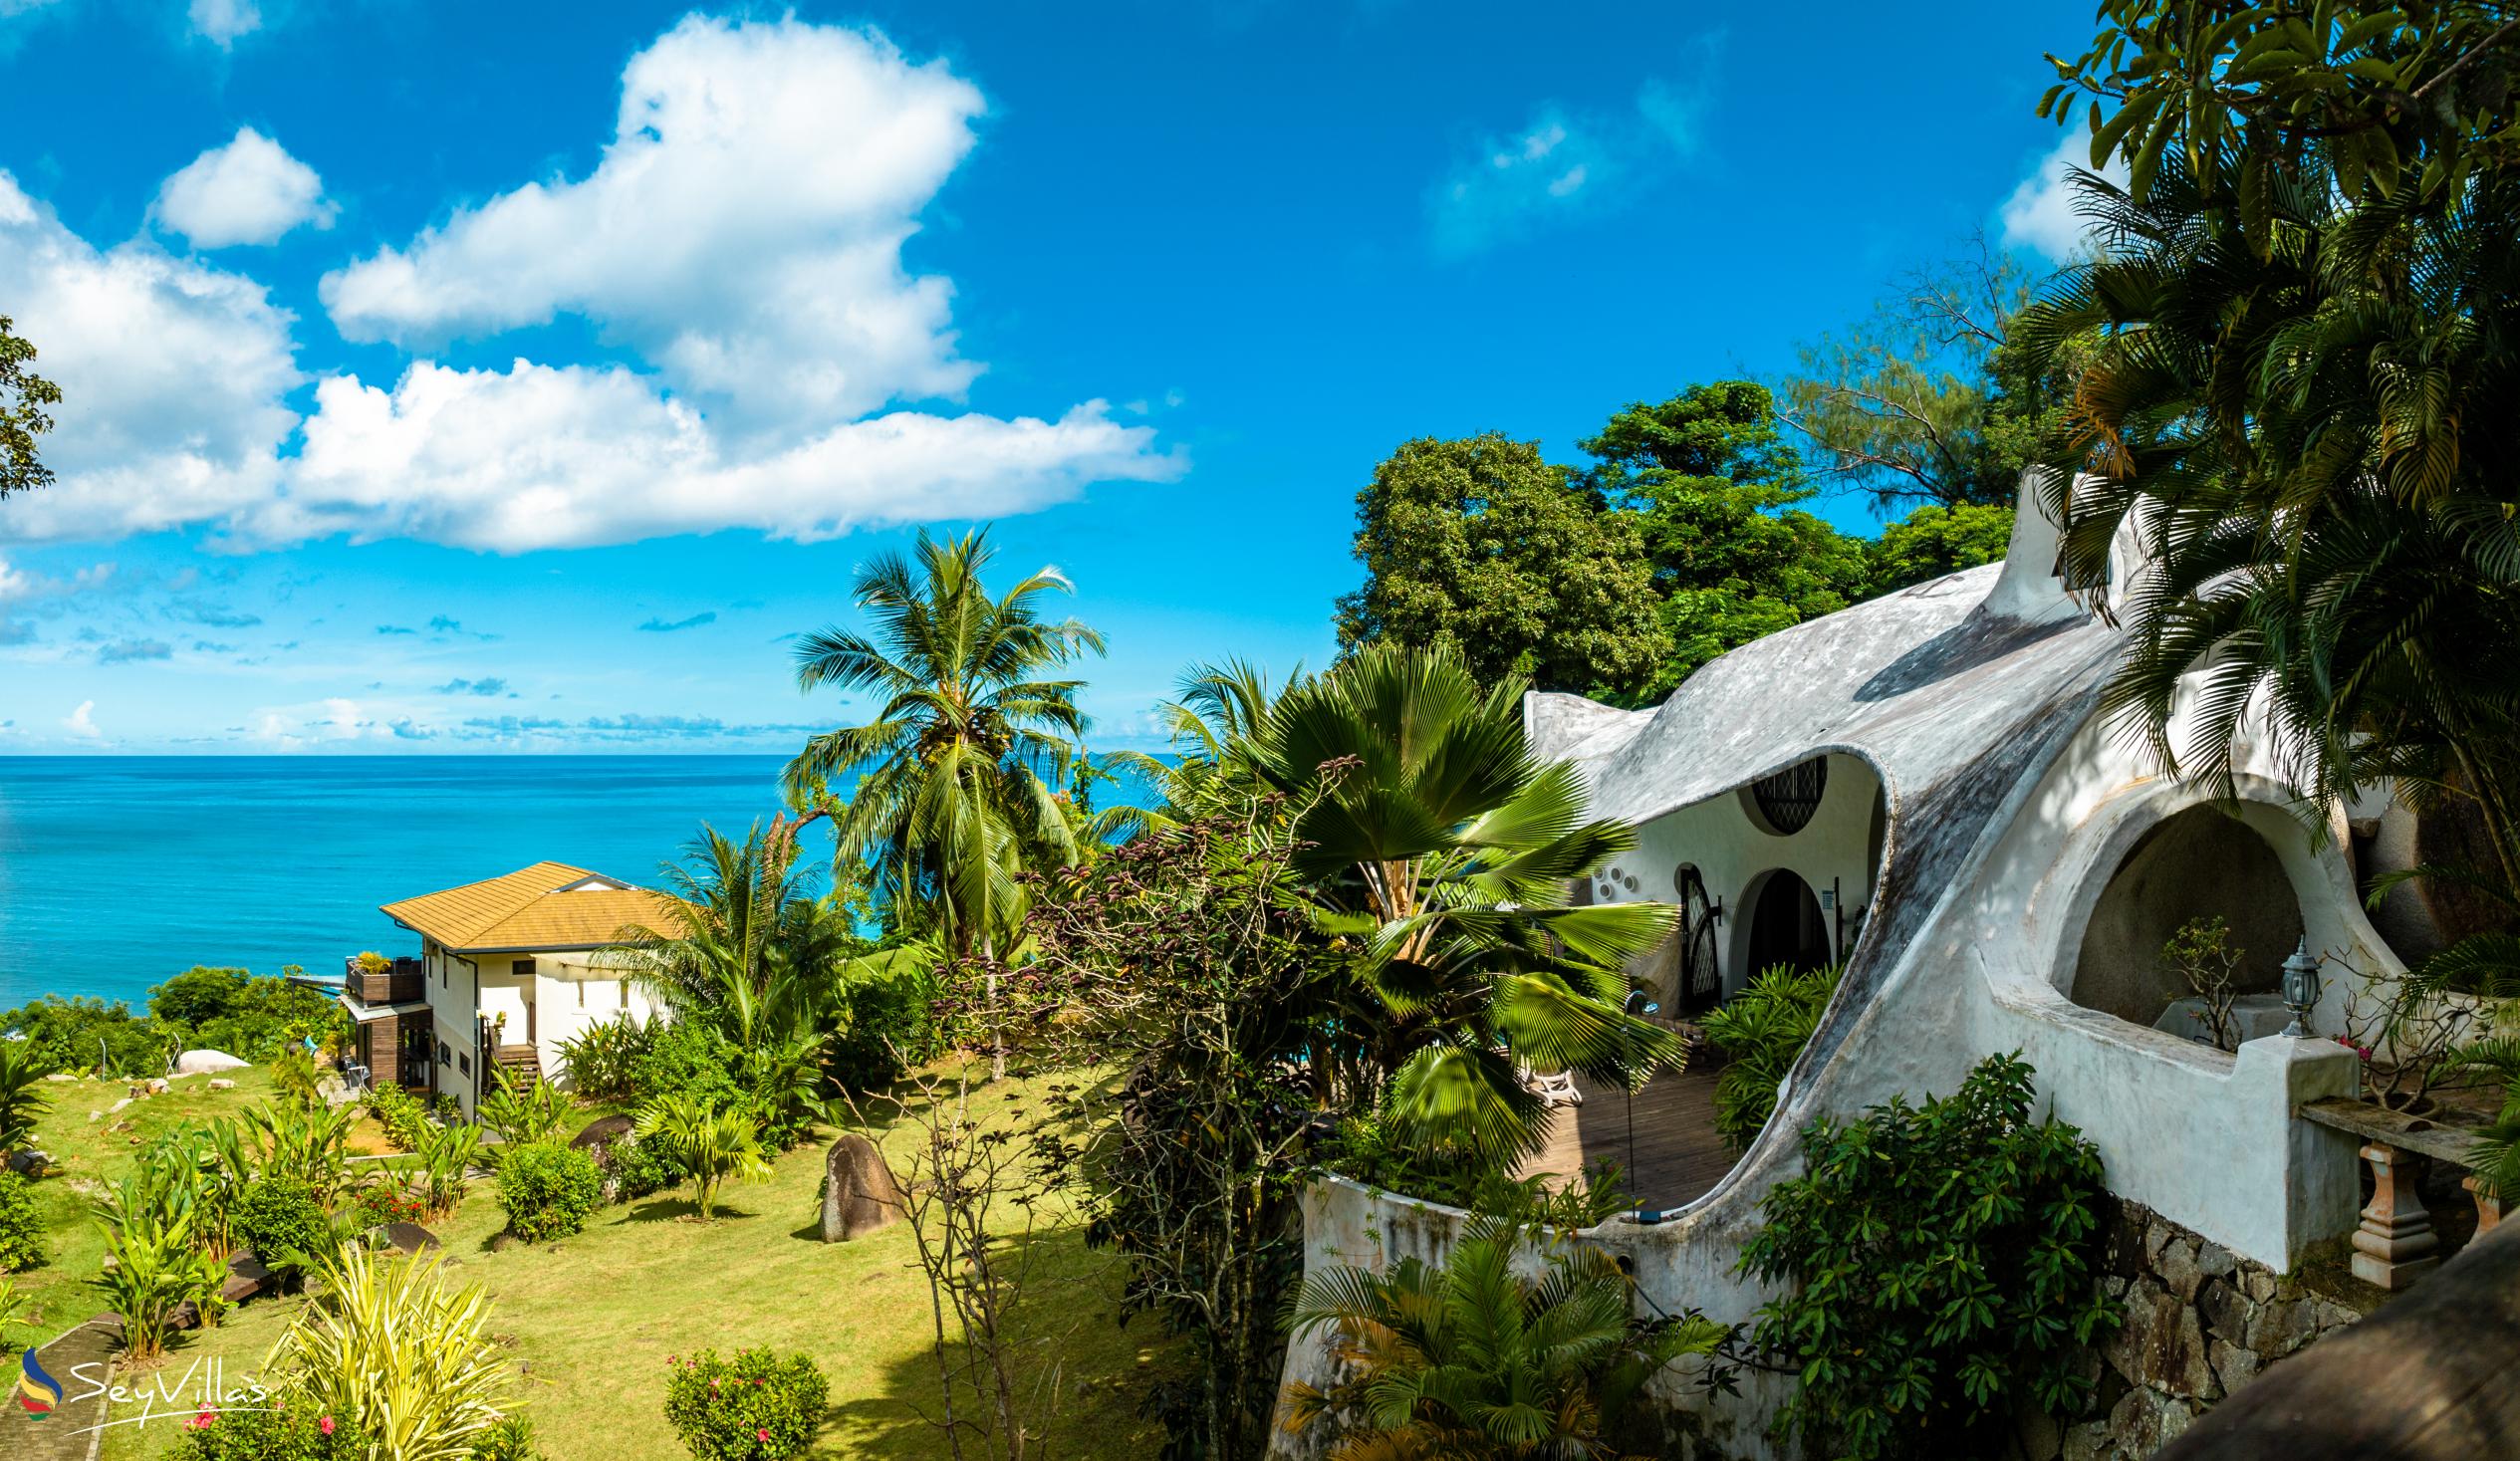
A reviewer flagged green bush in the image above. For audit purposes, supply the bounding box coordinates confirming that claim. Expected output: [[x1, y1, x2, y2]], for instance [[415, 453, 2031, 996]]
[[607, 1133, 687, 1203], [150, 965, 344, 1063], [469, 1415, 543, 1461], [0, 1172, 44, 1272], [554, 1015, 657, 1103], [661, 1346, 829, 1461], [495, 1142, 604, 1242], [236, 1176, 334, 1279], [1700, 963, 1842, 1152], [630, 1023, 745, 1112], [0, 995, 161, 1077], [1737, 1054, 2121, 1461], [823, 955, 939, 1092], [162, 1405, 357, 1461], [365, 1084, 431, 1151]]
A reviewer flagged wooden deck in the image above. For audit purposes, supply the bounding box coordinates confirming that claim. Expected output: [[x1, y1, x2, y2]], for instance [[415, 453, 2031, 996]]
[[1517, 1063, 1740, 1211]]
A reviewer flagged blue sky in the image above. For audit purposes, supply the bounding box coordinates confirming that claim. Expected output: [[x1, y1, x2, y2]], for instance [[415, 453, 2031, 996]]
[[0, 0, 2099, 754]]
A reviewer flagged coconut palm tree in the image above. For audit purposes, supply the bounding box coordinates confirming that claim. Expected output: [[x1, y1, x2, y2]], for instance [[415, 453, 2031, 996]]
[[1249, 643, 1681, 1167], [784, 529, 1102, 959]]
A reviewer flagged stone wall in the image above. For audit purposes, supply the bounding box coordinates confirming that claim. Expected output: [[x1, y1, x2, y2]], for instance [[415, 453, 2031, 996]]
[[2040, 1199, 2375, 1461]]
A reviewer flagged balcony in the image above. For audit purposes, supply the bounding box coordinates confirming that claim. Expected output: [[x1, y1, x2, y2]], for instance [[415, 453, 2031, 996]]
[[344, 955, 427, 1006]]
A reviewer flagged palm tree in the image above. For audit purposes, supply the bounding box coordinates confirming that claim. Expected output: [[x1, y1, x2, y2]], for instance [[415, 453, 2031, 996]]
[[1250, 643, 1681, 1167], [1087, 657, 1300, 842], [1283, 1214, 1726, 1460], [786, 528, 1104, 1079], [2015, 150, 2520, 878], [614, 822, 857, 1128], [634, 1094, 771, 1220], [784, 528, 1103, 959]]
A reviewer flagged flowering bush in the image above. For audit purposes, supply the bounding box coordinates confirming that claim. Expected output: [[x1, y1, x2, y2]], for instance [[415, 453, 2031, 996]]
[[494, 1142, 604, 1243], [352, 1184, 432, 1231], [161, 1405, 355, 1461], [660, 1347, 829, 1461]]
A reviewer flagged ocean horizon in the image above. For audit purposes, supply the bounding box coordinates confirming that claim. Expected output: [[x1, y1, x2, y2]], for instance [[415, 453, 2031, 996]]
[[0, 755, 1153, 1012]]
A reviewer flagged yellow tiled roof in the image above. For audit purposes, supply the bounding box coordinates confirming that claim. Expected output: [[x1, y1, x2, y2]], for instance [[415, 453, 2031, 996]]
[[379, 860, 674, 953]]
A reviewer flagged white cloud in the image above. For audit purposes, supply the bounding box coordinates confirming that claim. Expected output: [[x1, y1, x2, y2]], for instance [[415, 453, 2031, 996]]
[[0, 171, 302, 542], [263, 360, 1172, 552], [322, 14, 986, 433], [0, 18, 1182, 554], [2000, 131, 2131, 265], [62, 698, 99, 739], [1430, 76, 1706, 259], [154, 127, 335, 247], [187, 0, 260, 47]]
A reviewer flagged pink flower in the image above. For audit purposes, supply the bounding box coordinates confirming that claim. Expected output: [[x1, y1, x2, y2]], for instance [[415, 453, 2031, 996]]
[[757, 1430, 771, 1442], [320, 1416, 336, 1436], [190, 1409, 217, 1430]]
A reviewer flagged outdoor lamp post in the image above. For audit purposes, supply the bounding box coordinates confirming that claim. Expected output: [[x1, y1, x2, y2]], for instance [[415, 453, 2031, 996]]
[[2281, 938, 2324, 1038]]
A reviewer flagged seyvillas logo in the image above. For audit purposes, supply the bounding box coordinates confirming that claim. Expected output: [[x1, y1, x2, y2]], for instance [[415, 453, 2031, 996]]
[[18, 1349, 62, 1419]]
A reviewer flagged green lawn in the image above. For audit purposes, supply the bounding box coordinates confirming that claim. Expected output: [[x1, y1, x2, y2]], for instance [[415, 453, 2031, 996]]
[[17, 1065, 1174, 1461]]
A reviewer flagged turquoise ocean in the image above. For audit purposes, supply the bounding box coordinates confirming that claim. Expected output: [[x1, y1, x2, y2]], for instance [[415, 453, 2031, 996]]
[[0, 756, 1152, 1011]]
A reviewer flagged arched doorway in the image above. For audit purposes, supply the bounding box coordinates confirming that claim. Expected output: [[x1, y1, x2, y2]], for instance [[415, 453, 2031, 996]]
[[1744, 869, 1832, 977], [2070, 804, 2304, 1026], [1671, 864, 1722, 1012]]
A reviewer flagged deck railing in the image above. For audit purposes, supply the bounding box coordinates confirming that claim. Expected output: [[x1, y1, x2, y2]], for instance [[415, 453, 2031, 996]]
[[344, 956, 427, 1006]]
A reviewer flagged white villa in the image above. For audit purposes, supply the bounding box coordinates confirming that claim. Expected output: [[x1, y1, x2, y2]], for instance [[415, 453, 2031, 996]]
[[340, 860, 669, 1111], [1270, 477, 2474, 1458]]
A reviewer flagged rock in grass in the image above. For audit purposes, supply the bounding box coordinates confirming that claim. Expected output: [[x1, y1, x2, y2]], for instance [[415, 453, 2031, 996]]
[[175, 1049, 250, 1075], [821, 1133, 906, 1242]]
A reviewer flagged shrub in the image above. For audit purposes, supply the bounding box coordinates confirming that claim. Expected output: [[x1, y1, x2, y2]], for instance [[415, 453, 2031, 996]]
[[494, 1142, 604, 1242], [0, 995, 158, 1078], [824, 952, 939, 1092], [554, 1015, 657, 1103], [94, 1221, 223, 1361], [606, 1133, 686, 1203], [162, 1404, 358, 1461], [1700, 963, 1842, 1152], [470, 1415, 543, 1461], [661, 1347, 829, 1461], [366, 1084, 431, 1151], [0, 1172, 43, 1272], [479, 1072, 572, 1152], [1737, 1054, 2121, 1461], [353, 1184, 431, 1231], [633, 1096, 769, 1220], [630, 1022, 745, 1113], [237, 1175, 336, 1281], [265, 1247, 513, 1459]]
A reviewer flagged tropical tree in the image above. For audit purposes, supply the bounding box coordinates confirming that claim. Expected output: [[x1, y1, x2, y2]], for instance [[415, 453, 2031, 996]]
[[1283, 1213, 1728, 1460], [1249, 644, 1681, 1166], [1335, 433, 1667, 696], [94, 1219, 222, 1363], [267, 1247, 516, 1460], [1087, 658, 1298, 841], [2016, 28, 2520, 876], [784, 528, 1102, 963], [633, 1094, 770, 1221], [0, 1042, 54, 1153], [0, 315, 59, 500], [614, 822, 859, 1127]]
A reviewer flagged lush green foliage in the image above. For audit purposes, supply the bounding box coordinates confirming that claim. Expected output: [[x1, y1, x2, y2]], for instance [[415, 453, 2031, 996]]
[[660, 1346, 831, 1461], [782, 526, 1101, 956], [0, 313, 59, 498], [93, 1216, 224, 1361], [0, 1039, 54, 1152], [605, 1131, 687, 1202], [495, 1142, 606, 1243], [0, 994, 162, 1076], [162, 1404, 358, 1461], [236, 1175, 335, 1278], [554, 1014, 658, 1103], [148, 965, 343, 1062], [1779, 245, 2076, 511], [634, 1095, 770, 1221], [822, 946, 942, 1091], [1737, 1055, 2119, 1460], [1868, 502, 2016, 596], [1334, 431, 1666, 696], [266, 1247, 516, 1461], [366, 1082, 431, 1151], [409, 1120, 483, 1218], [1250, 643, 1680, 1167], [1699, 964, 1842, 1152], [1285, 1212, 1728, 1460], [0, 1171, 43, 1272], [479, 1070, 573, 1151]]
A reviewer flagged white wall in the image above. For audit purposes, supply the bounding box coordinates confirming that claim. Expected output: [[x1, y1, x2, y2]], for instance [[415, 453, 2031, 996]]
[[1600, 752, 1884, 1000]]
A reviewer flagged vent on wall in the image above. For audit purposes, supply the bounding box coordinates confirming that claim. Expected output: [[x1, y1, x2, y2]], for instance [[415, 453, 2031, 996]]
[[1748, 758, 1829, 836]]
